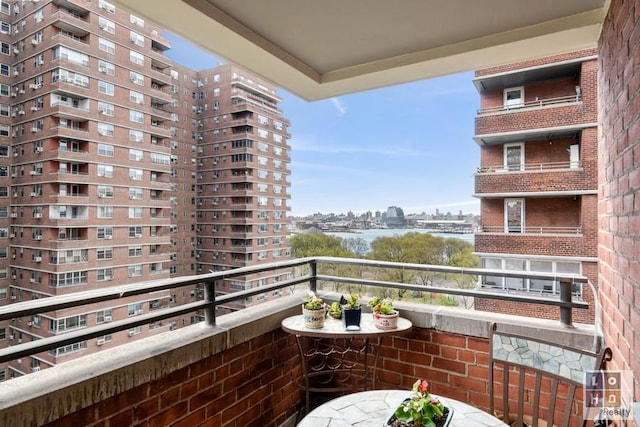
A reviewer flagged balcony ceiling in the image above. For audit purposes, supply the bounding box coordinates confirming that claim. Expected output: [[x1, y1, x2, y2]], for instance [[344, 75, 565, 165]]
[[117, 0, 609, 101]]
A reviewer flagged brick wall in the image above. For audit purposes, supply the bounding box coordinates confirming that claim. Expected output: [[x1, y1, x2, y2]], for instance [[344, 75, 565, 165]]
[[597, 0, 640, 402]]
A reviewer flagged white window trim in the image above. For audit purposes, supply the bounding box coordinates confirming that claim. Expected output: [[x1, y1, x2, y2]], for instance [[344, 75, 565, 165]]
[[503, 86, 524, 108]]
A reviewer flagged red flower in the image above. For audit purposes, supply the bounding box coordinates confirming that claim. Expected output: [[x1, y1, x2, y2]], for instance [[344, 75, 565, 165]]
[[417, 380, 429, 394]]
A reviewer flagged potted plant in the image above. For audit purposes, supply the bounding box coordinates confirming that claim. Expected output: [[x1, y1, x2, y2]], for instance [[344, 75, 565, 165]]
[[341, 293, 361, 330], [386, 379, 453, 427], [328, 301, 342, 319], [302, 292, 326, 328], [368, 296, 399, 329]]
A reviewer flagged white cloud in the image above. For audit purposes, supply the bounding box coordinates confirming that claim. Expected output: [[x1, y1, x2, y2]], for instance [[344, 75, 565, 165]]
[[331, 97, 347, 116]]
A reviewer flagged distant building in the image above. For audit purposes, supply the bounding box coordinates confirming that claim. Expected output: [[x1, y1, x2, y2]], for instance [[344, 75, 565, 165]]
[[383, 206, 406, 228], [472, 49, 597, 323]]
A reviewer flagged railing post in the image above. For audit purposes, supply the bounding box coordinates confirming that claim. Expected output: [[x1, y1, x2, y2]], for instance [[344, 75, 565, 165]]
[[204, 279, 216, 326], [309, 259, 317, 294], [559, 279, 573, 328]]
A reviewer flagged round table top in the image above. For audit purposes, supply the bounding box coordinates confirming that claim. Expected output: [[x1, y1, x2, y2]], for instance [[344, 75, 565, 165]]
[[297, 389, 508, 427], [281, 313, 412, 338]]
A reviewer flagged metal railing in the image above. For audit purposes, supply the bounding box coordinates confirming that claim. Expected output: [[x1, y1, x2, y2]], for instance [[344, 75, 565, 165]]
[[476, 161, 581, 173], [477, 94, 581, 115], [0, 257, 589, 364], [478, 225, 582, 235]]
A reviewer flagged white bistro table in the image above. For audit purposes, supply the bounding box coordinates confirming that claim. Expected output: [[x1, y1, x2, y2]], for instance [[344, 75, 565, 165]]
[[297, 389, 508, 427]]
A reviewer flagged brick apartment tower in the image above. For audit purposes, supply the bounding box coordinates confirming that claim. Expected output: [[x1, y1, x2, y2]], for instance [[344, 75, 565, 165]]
[[473, 49, 598, 324], [0, 0, 290, 379]]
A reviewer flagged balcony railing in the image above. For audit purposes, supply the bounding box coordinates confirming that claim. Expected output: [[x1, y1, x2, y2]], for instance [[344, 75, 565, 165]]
[[478, 225, 582, 235], [477, 94, 581, 115], [476, 160, 581, 173], [0, 256, 591, 366]]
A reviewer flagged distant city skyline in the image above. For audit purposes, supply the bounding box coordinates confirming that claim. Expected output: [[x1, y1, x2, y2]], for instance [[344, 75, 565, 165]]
[[164, 33, 481, 217]]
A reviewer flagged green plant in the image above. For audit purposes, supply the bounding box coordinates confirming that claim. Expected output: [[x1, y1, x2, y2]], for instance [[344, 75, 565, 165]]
[[368, 296, 395, 315], [303, 292, 325, 310], [393, 380, 445, 427], [328, 301, 342, 319], [342, 293, 361, 310]]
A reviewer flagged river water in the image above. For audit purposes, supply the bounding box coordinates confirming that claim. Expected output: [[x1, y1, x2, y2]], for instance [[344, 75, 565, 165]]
[[326, 228, 474, 246]]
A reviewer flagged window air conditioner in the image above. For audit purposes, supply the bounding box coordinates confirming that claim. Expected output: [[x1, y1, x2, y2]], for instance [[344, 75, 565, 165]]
[[134, 233, 142, 238], [34, 235, 41, 240], [31, 39, 39, 45], [127, 331, 135, 337], [34, 213, 42, 218], [18, 89, 25, 94], [30, 192, 37, 196], [32, 367, 40, 372], [18, 110, 24, 115], [29, 84, 41, 89], [96, 338, 105, 346], [27, 322, 32, 326], [30, 278, 36, 282], [105, 235, 112, 239], [104, 316, 112, 322], [34, 256, 41, 262], [35, 147, 43, 152], [9, 233, 15, 238]]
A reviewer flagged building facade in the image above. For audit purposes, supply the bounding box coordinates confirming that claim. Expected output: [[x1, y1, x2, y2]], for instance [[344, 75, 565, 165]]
[[0, 0, 290, 379], [472, 49, 598, 323]]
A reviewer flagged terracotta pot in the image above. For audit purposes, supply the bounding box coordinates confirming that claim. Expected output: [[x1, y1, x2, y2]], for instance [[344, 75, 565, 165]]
[[373, 310, 399, 330]]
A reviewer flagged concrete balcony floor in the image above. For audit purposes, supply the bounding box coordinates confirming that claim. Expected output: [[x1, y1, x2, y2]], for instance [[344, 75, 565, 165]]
[[0, 293, 597, 427]]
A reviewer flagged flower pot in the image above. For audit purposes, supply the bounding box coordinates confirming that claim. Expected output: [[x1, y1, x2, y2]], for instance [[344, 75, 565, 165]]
[[373, 310, 399, 330], [302, 305, 326, 328], [342, 308, 361, 331], [384, 399, 453, 427]]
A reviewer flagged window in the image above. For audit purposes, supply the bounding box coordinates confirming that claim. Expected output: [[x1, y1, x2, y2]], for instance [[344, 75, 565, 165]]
[[97, 164, 113, 178], [97, 185, 113, 198], [51, 314, 87, 332], [98, 17, 115, 34], [98, 101, 114, 116], [130, 14, 144, 27], [97, 248, 113, 260], [504, 86, 524, 108], [50, 271, 87, 288], [129, 90, 143, 104], [129, 149, 143, 161], [127, 265, 142, 278], [98, 38, 115, 55], [0, 42, 8, 55], [129, 31, 144, 46], [129, 129, 143, 142], [97, 122, 114, 137], [129, 109, 144, 123], [98, 60, 115, 76], [129, 168, 143, 181], [98, 81, 114, 96], [52, 46, 89, 67], [128, 226, 142, 238], [129, 71, 144, 85], [129, 50, 144, 66], [98, 0, 115, 13], [0, 84, 7, 97], [505, 198, 524, 233], [97, 143, 114, 157], [128, 246, 142, 257], [128, 187, 143, 199], [97, 206, 113, 218], [97, 227, 113, 239], [0, 64, 7, 76], [128, 207, 143, 218], [504, 143, 524, 171], [96, 309, 113, 322]]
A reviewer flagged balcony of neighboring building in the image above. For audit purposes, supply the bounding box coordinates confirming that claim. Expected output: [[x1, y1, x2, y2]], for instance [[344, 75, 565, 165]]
[[474, 57, 597, 136], [48, 228, 89, 249], [50, 1, 91, 34]]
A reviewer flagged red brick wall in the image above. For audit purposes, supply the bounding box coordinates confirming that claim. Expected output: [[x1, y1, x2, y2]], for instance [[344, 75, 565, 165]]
[[475, 49, 597, 77], [597, 0, 640, 401], [41, 330, 301, 427]]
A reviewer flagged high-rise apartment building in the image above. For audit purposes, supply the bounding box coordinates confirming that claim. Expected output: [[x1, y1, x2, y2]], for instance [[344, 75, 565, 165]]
[[0, 0, 290, 379], [472, 49, 597, 323]]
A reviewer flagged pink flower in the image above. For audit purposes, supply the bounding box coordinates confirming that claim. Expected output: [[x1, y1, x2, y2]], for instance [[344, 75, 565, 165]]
[[417, 380, 429, 394]]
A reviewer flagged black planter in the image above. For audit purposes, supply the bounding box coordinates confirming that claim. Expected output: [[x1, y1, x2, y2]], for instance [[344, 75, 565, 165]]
[[342, 308, 361, 330]]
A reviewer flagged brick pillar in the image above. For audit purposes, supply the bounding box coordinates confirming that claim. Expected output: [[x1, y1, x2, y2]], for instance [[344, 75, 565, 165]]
[[598, 0, 640, 403]]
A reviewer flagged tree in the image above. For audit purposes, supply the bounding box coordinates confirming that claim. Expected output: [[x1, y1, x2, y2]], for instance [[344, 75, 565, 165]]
[[342, 237, 369, 257], [290, 233, 353, 257]]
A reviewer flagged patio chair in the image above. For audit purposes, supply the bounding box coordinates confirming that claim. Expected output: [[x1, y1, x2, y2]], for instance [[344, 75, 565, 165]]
[[489, 323, 612, 427]]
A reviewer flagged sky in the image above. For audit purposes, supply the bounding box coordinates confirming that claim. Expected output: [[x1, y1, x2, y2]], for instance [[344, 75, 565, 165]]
[[163, 34, 481, 218]]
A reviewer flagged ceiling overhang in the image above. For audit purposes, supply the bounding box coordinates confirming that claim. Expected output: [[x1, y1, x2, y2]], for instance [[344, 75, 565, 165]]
[[117, 0, 610, 101]]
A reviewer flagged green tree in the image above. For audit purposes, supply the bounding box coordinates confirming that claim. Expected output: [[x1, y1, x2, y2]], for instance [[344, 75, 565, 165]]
[[290, 233, 353, 257]]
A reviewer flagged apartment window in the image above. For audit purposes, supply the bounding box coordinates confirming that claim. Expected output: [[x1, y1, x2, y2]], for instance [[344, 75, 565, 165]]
[[128, 246, 142, 257], [130, 14, 144, 27], [504, 143, 524, 171], [129, 109, 144, 123], [97, 143, 114, 157], [98, 17, 115, 34], [97, 164, 113, 178], [97, 101, 114, 116], [0, 64, 7, 76], [96, 309, 113, 322], [128, 187, 143, 199], [98, 38, 115, 55], [129, 129, 143, 142], [129, 90, 144, 104], [53, 46, 89, 67], [129, 149, 143, 161], [97, 122, 114, 137], [129, 31, 144, 47], [98, 81, 114, 96], [98, 0, 115, 13], [0, 22, 8, 34], [127, 265, 142, 278], [129, 168, 143, 181], [97, 185, 113, 198], [0, 42, 8, 55], [51, 314, 87, 332], [97, 206, 113, 219], [129, 71, 144, 85], [0, 84, 7, 97], [50, 271, 87, 288], [128, 226, 142, 238], [128, 207, 143, 219], [129, 50, 144, 66], [96, 248, 113, 260], [504, 86, 524, 108], [97, 60, 115, 76], [150, 152, 170, 165], [505, 198, 524, 233], [0, 104, 7, 117], [97, 227, 113, 239]]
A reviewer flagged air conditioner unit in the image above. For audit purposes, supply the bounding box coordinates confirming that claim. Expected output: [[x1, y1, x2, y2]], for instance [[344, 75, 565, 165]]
[[10, 213, 17, 218], [35, 147, 43, 153], [11, 92, 17, 97], [38, 59, 43, 65], [18, 89, 25, 94], [34, 213, 42, 218], [11, 275, 16, 279], [136, 310, 143, 315], [30, 171, 38, 175], [32, 367, 40, 372], [10, 296, 16, 300], [30, 192, 38, 196], [13, 48, 19, 54], [30, 279, 36, 284], [99, 66, 107, 73], [127, 331, 135, 337], [98, 194, 104, 198], [18, 110, 25, 115], [34, 256, 41, 262], [29, 84, 41, 90], [105, 235, 112, 239], [9, 335, 14, 340], [98, 109, 104, 114], [9, 234, 15, 238], [11, 112, 16, 117], [34, 235, 42, 240], [27, 322, 32, 326], [96, 338, 105, 346], [30, 106, 38, 111], [31, 39, 39, 45], [10, 173, 16, 178], [98, 130, 106, 136], [31, 127, 39, 132], [13, 70, 18, 76], [134, 233, 142, 238], [11, 254, 15, 259]]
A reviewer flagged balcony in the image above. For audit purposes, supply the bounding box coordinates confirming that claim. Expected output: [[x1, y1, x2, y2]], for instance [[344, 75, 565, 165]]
[[0, 257, 599, 426]]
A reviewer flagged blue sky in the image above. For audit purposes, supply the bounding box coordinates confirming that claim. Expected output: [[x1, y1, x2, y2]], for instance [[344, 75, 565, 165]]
[[164, 34, 480, 217]]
